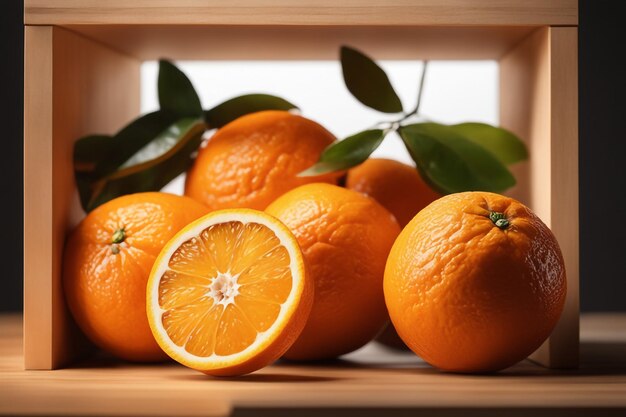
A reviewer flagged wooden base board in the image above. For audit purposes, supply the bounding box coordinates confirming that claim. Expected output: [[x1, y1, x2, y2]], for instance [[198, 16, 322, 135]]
[[3, 314, 625, 416]]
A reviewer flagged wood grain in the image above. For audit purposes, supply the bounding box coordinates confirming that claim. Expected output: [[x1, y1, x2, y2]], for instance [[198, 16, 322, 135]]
[[63, 25, 537, 61], [25, 0, 578, 26], [500, 27, 579, 368], [24, 26, 54, 370], [1, 314, 625, 416], [500, 27, 550, 210], [22, 2, 580, 373], [543, 26, 579, 369], [23, 26, 141, 370]]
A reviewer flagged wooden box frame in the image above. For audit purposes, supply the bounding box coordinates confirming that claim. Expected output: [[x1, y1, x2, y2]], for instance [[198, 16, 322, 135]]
[[23, 1, 579, 370]]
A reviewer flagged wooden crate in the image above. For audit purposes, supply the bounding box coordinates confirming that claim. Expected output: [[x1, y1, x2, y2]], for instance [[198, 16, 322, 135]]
[[23, 0, 579, 370]]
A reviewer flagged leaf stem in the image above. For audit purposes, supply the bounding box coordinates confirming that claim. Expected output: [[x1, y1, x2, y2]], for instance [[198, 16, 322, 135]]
[[411, 60, 429, 116], [377, 61, 429, 129]]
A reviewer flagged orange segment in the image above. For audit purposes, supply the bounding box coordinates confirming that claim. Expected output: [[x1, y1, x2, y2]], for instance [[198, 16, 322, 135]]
[[158, 270, 211, 310], [146, 209, 313, 376], [161, 300, 214, 347], [185, 305, 223, 357], [236, 295, 282, 332], [199, 222, 243, 274], [238, 245, 291, 285], [239, 271, 292, 304], [214, 304, 258, 356], [168, 236, 218, 278]]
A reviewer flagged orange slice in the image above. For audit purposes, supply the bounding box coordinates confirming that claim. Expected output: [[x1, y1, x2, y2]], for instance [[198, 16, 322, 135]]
[[146, 209, 312, 376]]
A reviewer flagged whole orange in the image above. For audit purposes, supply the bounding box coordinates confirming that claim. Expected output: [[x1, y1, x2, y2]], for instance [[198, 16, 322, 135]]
[[63, 192, 209, 361], [346, 158, 441, 349], [384, 192, 566, 372], [185, 110, 338, 210], [346, 158, 440, 227], [266, 183, 401, 360]]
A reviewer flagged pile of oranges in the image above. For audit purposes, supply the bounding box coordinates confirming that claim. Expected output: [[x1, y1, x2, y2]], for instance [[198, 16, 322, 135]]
[[63, 111, 566, 376]]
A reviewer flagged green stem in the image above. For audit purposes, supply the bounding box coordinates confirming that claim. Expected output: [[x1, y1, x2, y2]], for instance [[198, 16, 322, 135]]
[[409, 60, 429, 116], [376, 61, 429, 129], [112, 227, 126, 244], [489, 212, 510, 230]]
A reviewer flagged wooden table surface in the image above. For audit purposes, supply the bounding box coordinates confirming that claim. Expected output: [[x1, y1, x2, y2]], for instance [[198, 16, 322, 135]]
[[1, 314, 625, 417]]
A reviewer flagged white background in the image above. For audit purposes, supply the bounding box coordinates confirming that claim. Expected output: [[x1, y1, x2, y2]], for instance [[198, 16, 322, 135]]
[[141, 61, 498, 192]]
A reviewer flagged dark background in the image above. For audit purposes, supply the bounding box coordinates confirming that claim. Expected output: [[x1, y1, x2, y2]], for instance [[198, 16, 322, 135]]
[[1, 0, 624, 312]]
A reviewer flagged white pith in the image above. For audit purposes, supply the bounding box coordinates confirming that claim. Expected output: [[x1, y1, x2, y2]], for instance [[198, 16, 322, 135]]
[[207, 271, 241, 306], [148, 210, 304, 368]]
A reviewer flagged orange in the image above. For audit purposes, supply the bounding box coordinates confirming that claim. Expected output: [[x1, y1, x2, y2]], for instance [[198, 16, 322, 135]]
[[146, 209, 313, 376], [266, 183, 401, 360], [346, 158, 441, 227], [384, 191, 567, 373], [63, 192, 209, 362], [346, 158, 441, 349], [185, 110, 338, 210]]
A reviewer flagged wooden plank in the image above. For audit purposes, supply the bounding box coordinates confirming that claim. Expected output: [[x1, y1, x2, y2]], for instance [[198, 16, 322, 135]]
[[23, 26, 141, 369], [64, 25, 537, 61], [24, 26, 54, 370], [543, 26, 579, 369], [1, 314, 625, 416], [500, 28, 551, 217], [24, 0, 578, 26], [500, 27, 579, 368]]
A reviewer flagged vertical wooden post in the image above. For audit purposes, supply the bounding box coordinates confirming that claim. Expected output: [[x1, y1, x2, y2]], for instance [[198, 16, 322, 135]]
[[24, 26, 141, 369], [500, 27, 579, 368], [24, 25, 55, 370], [539, 26, 579, 368]]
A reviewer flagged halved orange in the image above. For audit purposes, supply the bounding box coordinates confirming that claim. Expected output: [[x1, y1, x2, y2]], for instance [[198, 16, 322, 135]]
[[146, 209, 313, 376]]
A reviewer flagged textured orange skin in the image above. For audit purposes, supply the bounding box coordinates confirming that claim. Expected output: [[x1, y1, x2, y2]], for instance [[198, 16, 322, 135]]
[[185, 110, 339, 210], [63, 192, 209, 362], [384, 192, 567, 373], [346, 158, 441, 349], [266, 183, 401, 360], [346, 158, 441, 227]]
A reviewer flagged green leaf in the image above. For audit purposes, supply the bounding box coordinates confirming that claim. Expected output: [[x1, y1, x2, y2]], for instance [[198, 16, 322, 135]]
[[399, 123, 516, 194], [76, 118, 206, 212], [204, 94, 298, 128], [299, 129, 386, 176], [73, 134, 115, 176], [450, 122, 528, 165], [117, 118, 200, 169], [74, 110, 180, 179], [158, 60, 203, 117], [340, 46, 403, 114]]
